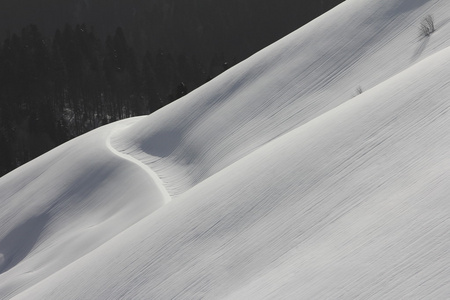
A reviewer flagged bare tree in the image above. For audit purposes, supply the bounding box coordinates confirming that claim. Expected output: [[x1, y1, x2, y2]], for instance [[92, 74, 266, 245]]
[[419, 15, 435, 38], [356, 86, 363, 95]]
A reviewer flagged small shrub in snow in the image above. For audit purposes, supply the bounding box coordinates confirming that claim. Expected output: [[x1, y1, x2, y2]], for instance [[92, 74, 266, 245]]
[[419, 15, 435, 37], [353, 86, 363, 97], [355, 86, 363, 95]]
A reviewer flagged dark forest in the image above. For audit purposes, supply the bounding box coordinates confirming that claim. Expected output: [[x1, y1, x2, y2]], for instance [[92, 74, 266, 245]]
[[0, 0, 345, 176]]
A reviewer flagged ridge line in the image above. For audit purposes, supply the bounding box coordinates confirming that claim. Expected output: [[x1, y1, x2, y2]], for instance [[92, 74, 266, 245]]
[[106, 125, 172, 204]]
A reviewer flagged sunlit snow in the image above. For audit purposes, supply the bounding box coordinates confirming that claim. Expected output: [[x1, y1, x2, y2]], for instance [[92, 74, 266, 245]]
[[2, 0, 450, 299]]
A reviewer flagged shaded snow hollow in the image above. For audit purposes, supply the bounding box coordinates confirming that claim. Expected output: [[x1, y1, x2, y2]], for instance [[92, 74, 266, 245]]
[[2, 0, 450, 298]]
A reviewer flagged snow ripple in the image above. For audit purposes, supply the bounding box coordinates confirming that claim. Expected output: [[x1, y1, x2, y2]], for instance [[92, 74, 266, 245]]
[[106, 124, 171, 204]]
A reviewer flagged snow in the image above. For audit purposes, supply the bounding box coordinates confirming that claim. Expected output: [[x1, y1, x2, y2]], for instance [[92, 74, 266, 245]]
[[2, 0, 450, 298], [106, 123, 171, 204], [0, 118, 166, 297]]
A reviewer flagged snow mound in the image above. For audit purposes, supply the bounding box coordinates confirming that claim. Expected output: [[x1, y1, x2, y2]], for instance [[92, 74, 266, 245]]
[[0, 119, 166, 298], [2, 0, 450, 298], [114, 0, 450, 198]]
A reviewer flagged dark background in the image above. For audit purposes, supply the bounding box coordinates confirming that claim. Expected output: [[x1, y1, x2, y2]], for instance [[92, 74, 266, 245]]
[[0, 0, 345, 176], [0, 0, 344, 61]]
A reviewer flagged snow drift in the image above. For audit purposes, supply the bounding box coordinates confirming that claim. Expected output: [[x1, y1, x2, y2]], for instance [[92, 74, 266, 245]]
[[2, 0, 450, 298]]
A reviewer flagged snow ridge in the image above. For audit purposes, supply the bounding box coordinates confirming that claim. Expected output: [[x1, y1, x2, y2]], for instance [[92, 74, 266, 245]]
[[106, 124, 171, 204], [4, 0, 450, 298]]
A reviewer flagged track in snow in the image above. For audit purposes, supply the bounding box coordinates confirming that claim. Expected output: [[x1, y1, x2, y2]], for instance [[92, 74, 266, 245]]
[[106, 125, 172, 204]]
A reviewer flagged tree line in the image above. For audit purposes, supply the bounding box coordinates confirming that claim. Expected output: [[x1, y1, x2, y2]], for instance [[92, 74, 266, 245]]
[[0, 24, 230, 176]]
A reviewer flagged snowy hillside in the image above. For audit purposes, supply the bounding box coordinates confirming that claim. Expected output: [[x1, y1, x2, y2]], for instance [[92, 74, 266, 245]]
[[2, 0, 450, 298]]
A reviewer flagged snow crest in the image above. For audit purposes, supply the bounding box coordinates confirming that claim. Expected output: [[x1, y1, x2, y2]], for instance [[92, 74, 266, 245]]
[[3, 0, 450, 299]]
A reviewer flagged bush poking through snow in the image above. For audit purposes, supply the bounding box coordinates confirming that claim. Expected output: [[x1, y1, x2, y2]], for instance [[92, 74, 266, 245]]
[[419, 15, 435, 37], [353, 86, 363, 97], [356, 86, 363, 95]]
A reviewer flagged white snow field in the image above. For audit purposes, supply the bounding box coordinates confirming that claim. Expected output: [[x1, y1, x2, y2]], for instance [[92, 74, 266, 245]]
[[2, 0, 450, 298]]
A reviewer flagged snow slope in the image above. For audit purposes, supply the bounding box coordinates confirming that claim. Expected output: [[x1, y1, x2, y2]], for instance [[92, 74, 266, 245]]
[[0, 119, 167, 297], [2, 0, 450, 298]]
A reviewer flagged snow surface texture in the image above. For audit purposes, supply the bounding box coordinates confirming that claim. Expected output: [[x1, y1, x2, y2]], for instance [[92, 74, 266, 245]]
[[2, 0, 450, 298]]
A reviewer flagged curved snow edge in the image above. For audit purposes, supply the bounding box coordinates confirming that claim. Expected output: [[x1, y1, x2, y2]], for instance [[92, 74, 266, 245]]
[[106, 125, 172, 204]]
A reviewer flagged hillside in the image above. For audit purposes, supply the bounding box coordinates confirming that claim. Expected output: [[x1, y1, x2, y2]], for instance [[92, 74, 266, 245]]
[[2, 0, 450, 298]]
